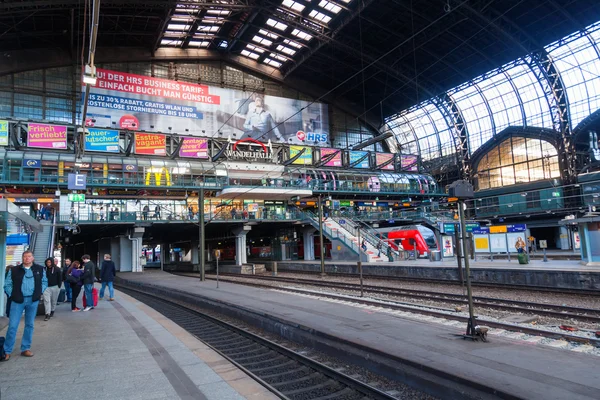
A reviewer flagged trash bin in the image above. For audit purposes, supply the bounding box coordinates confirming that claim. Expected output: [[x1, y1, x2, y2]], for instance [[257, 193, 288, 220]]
[[430, 251, 442, 262], [517, 253, 528, 264]]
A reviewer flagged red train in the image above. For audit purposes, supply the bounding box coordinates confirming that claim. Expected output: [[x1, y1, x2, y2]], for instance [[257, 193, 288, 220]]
[[376, 225, 437, 257]]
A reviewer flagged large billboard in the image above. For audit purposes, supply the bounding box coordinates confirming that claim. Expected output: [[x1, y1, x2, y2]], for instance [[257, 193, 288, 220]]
[[349, 151, 370, 169], [135, 133, 166, 156], [375, 153, 395, 170], [179, 137, 208, 159], [85, 128, 120, 153], [0, 120, 8, 146], [290, 145, 313, 165], [400, 155, 418, 172], [320, 148, 342, 167], [27, 123, 67, 149], [85, 68, 329, 146]]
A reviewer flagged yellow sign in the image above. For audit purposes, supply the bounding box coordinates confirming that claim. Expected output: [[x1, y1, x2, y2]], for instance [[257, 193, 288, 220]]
[[490, 225, 507, 233], [144, 167, 171, 186], [475, 237, 490, 250], [448, 197, 458, 202], [214, 249, 221, 258]]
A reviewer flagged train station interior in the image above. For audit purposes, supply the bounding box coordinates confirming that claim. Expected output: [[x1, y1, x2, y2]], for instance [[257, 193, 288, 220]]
[[1, 1, 600, 399]]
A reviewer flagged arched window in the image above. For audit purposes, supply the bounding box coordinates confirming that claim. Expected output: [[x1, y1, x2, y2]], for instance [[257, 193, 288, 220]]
[[475, 137, 560, 190]]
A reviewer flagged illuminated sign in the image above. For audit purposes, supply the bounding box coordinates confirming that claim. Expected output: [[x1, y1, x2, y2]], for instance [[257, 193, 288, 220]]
[[349, 151, 370, 169], [23, 159, 41, 168], [68, 194, 86, 202], [224, 138, 274, 162], [135, 133, 166, 156], [123, 164, 138, 172], [27, 123, 67, 149], [67, 173, 87, 190], [85, 128, 120, 153], [179, 137, 208, 159], [320, 148, 342, 167], [145, 167, 171, 186], [296, 130, 328, 143], [375, 153, 395, 170], [0, 120, 8, 146], [290, 145, 313, 165]]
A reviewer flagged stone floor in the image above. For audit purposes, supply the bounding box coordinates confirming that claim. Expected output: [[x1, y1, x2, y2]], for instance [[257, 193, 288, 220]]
[[0, 286, 277, 400]]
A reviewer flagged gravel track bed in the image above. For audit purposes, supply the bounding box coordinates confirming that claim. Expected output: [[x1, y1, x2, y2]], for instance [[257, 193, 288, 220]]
[[164, 293, 437, 400]]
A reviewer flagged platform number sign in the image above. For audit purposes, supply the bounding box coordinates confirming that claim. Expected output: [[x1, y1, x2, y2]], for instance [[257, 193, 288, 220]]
[[539, 240, 547, 249], [68, 194, 86, 202]]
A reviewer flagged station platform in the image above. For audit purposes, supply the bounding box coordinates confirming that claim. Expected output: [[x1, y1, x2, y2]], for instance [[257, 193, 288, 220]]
[[118, 271, 600, 400], [0, 285, 277, 400]]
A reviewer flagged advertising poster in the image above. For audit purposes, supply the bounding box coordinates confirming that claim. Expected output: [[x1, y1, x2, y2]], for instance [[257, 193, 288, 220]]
[[135, 133, 166, 156], [375, 153, 395, 170], [349, 150, 370, 169], [27, 123, 67, 149], [320, 148, 342, 167], [0, 120, 8, 146], [85, 68, 329, 146], [442, 235, 454, 257], [179, 137, 208, 159], [400, 154, 418, 172], [506, 232, 526, 253], [84, 128, 120, 153], [490, 235, 508, 253], [474, 235, 490, 252], [290, 145, 313, 165]]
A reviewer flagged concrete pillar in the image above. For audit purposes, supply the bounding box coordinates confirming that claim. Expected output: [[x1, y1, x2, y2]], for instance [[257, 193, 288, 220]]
[[130, 237, 143, 272], [110, 238, 121, 271], [119, 236, 133, 272], [233, 226, 250, 266], [302, 227, 317, 261], [191, 241, 199, 271]]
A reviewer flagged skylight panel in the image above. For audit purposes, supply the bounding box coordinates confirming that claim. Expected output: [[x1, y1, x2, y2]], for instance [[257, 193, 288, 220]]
[[259, 29, 279, 39], [241, 50, 260, 60], [246, 44, 265, 53], [291, 28, 312, 41], [282, 0, 305, 12], [252, 35, 273, 46], [266, 18, 288, 31], [339, 0, 352, 3], [189, 40, 210, 47], [276, 45, 296, 55], [309, 10, 332, 23], [283, 38, 302, 49], [160, 39, 183, 46], [167, 23, 190, 31], [206, 9, 231, 16], [198, 25, 220, 33], [264, 58, 283, 68], [319, 0, 342, 13], [269, 52, 287, 62]]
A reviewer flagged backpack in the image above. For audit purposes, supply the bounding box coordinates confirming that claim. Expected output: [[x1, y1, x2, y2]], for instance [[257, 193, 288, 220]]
[[66, 274, 80, 284], [0, 336, 6, 361]]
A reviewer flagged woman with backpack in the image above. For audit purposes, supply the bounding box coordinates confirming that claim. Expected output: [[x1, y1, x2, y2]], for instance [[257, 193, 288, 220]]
[[66, 261, 84, 312]]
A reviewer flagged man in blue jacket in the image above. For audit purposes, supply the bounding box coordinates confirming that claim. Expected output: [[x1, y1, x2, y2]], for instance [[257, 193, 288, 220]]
[[3, 251, 47, 360], [99, 254, 116, 301]]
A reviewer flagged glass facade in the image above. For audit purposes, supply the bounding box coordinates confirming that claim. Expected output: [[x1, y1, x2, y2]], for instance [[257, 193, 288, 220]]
[[385, 20, 600, 162], [474, 137, 560, 190]]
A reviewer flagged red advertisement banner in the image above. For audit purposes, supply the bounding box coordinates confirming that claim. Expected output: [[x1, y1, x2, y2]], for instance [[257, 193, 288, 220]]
[[135, 133, 166, 156], [95, 68, 220, 105]]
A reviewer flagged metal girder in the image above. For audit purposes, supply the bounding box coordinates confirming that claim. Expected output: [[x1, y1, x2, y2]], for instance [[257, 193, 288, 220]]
[[282, 0, 376, 78], [0, 0, 253, 11], [432, 94, 469, 180]]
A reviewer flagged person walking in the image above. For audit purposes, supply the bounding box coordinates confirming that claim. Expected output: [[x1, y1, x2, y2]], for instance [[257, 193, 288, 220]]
[[61, 258, 72, 303], [142, 205, 149, 220], [66, 261, 84, 312], [42, 258, 62, 321], [154, 205, 161, 220], [99, 254, 116, 301], [2, 251, 47, 360], [81, 254, 96, 312]]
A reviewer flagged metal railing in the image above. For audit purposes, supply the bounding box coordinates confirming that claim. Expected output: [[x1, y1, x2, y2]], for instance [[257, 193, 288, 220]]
[[303, 211, 359, 255]]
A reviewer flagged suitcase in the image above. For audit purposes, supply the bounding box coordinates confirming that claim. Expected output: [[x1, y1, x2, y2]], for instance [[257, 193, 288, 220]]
[[83, 288, 98, 308], [518, 253, 528, 265], [57, 288, 65, 303]]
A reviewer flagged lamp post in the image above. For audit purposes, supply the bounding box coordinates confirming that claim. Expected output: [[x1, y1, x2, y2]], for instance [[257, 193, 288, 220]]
[[317, 194, 325, 276], [199, 188, 205, 281], [357, 225, 363, 297], [458, 200, 476, 335]]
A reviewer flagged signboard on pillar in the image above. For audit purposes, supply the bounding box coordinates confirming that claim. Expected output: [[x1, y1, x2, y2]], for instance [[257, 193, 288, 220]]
[[67, 173, 87, 190]]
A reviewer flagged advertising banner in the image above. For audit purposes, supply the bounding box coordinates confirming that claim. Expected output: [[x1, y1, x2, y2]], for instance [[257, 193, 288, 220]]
[[349, 150, 370, 169], [400, 154, 418, 172], [27, 123, 67, 149], [85, 68, 329, 146], [320, 148, 342, 167], [375, 153, 395, 170], [84, 128, 120, 153], [179, 137, 208, 159], [135, 133, 166, 156], [0, 119, 8, 146], [290, 145, 313, 165]]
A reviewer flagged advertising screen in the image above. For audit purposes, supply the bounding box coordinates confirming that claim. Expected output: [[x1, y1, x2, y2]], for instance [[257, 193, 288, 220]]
[[85, 128, 120, 153], [320, 148, 342, 167], [290, 145, 313, 165], [179, 137, 208, 159], [85, 68, 329, 146], [0, 120, 8, 146], [27, 123, 67, 149], [375, 153, 395, 170], [400, 154, 418, 171], [135, 133, 166, 156], [349, 151, 370, 169]]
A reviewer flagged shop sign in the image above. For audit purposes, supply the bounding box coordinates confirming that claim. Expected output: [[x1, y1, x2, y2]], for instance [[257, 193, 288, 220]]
[[27, 123, 67, 149], [68, 193, 86, 202], [264, 200, 284, 206], [123, 164, 138, 172], [225, 138, 274, 162], [0, 119, 8, 146], [23, 158, 41, 168], [84, 128, 120, 153]]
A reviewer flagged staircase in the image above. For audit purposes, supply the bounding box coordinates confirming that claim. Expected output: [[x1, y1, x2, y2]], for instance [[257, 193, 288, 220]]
[[32, 221, 54, 263], [303, 212, 387, 262]]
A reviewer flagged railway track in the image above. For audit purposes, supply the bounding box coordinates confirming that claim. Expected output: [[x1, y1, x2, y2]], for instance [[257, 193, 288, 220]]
[[192, 273, 600, 324], [271, 268, 600, 296], [119, 285, 399, 400]]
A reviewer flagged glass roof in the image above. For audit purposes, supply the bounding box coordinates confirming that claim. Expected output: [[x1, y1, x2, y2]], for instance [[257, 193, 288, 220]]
[[385, 20, 600, 158]]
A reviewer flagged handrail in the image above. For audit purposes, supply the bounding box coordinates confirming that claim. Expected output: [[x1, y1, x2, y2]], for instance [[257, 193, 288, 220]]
[[47, 222, 57, 259], [303, 211, 359, 254], [332, 216, 400, 261]]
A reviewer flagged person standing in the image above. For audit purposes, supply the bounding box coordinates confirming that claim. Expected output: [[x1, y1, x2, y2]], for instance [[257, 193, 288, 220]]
[[42, 258, 62, 321], [81, 254, 96, 312], [67, 261, 84, 312], [143, 205, 149, 220], [99, 254, 116, 301], [3, 251, 47, 360], [154, 205, 161, 220], [61, 258, 72, 303], [515, 237, 526, 254]]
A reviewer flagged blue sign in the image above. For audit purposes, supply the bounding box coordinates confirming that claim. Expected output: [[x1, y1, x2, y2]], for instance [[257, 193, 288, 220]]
[[85, 128, 120, 153], [67, 173, 87, 190], [338, 219, 346, 225], [472, 227, 490, 235], [349, 151, 370, 169], [22, 159, 41, 168], [305, 132, 328, 143], [443, 223, 456, 234], [123, 164, 138, 172], [507, 224, 527, 233], [388, 219, 395, 224]]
